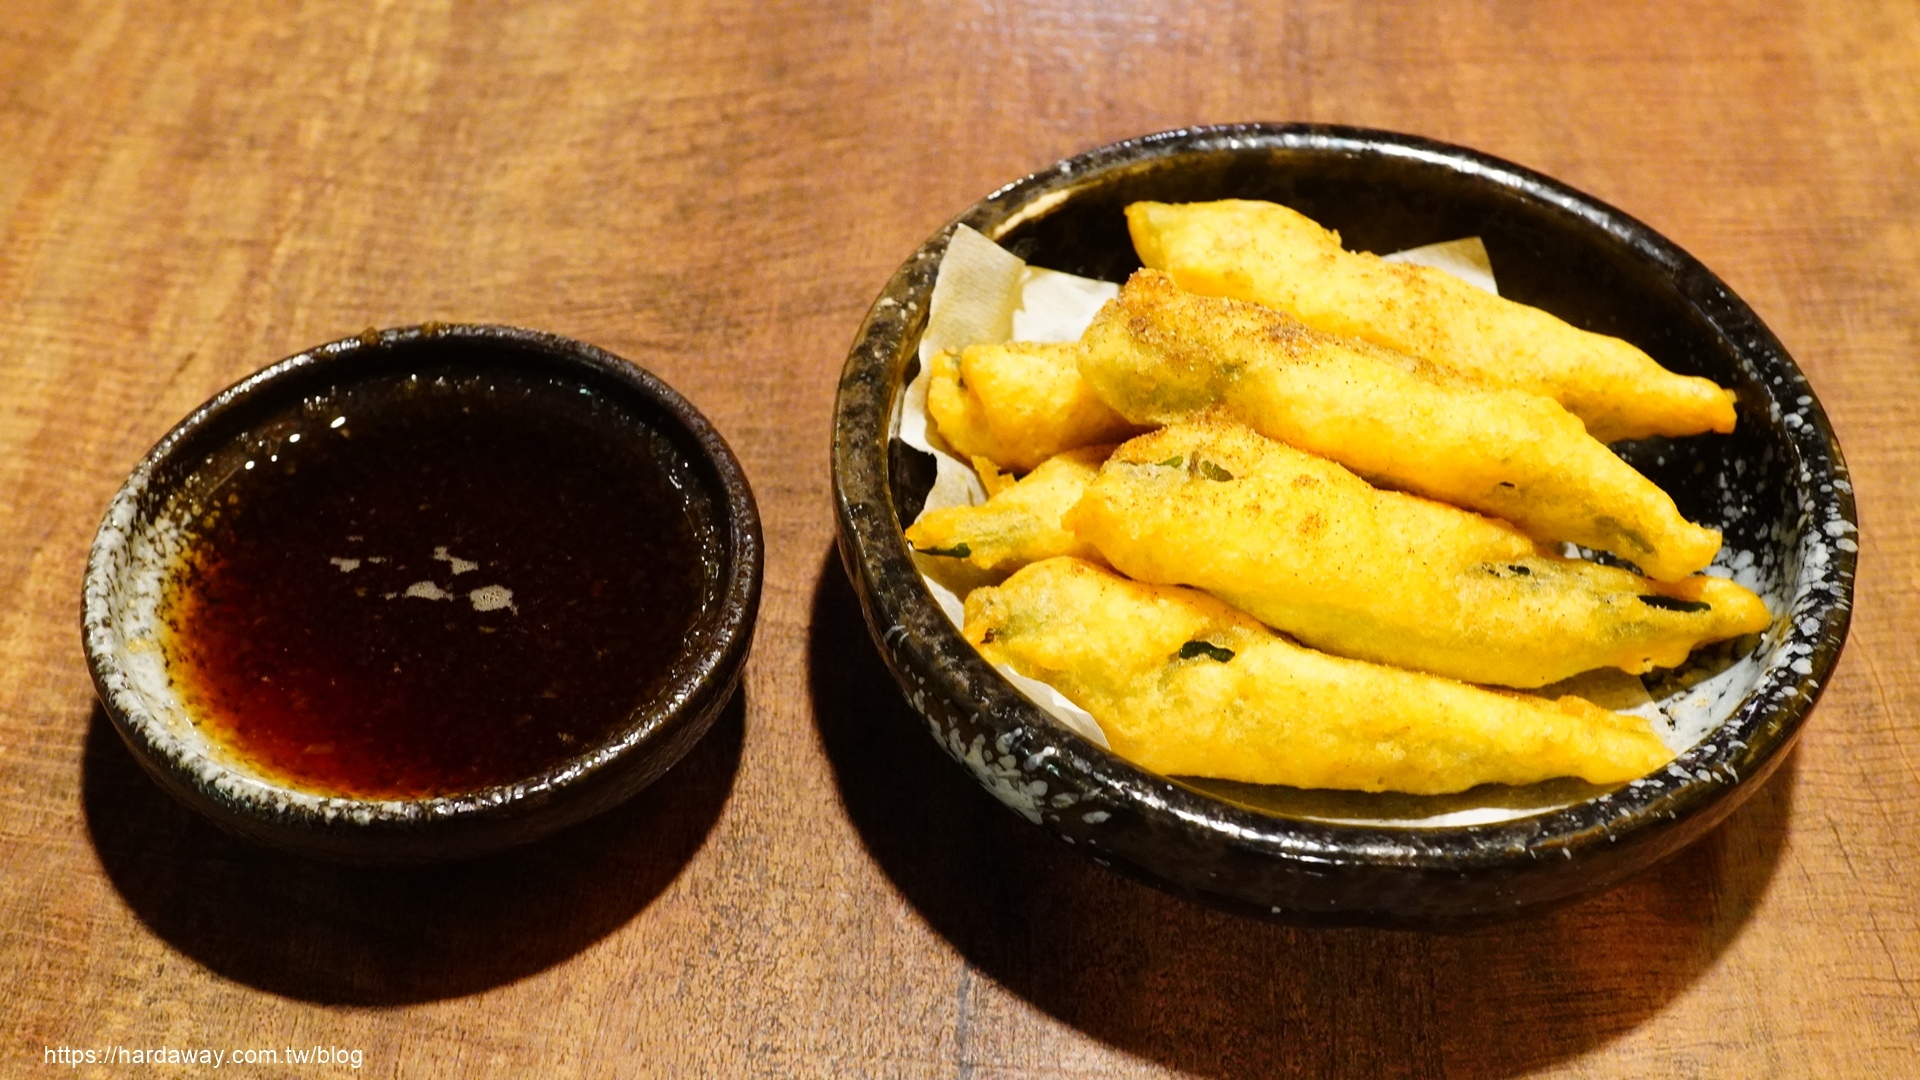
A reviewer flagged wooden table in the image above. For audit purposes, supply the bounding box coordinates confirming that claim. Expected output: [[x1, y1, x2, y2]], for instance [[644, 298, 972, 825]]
[[4, 2, 1916, 1075]]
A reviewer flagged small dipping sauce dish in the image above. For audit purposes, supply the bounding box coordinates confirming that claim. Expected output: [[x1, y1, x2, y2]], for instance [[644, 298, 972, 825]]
[[84, 325, 761, 862]]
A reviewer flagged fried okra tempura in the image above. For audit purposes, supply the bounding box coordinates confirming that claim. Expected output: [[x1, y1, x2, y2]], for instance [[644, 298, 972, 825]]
[[1068, 421, 1772, 689], [964, 558, 1676, 793], [1078, 270, 1722, 581], [905, 445, 1109, 572], [925, 341, 1142, 472], [1126, 199, 1738, 443]]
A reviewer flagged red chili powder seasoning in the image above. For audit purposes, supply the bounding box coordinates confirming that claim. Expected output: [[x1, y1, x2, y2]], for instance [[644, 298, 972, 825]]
[[159, 368, 713, 799]]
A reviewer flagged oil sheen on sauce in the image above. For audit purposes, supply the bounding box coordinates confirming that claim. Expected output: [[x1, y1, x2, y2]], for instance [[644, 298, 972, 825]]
[[160, 368, 712, 800]]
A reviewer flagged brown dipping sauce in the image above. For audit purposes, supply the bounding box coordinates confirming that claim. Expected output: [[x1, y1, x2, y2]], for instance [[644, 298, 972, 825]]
[[160, 367, 714, 799]]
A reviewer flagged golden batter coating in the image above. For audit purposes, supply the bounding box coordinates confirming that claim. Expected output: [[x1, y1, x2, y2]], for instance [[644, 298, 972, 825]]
[[905, 445, 1110, 572], [924, 341, 1142, 472], [1078, 270, 1722, 581], [1126, 199, 1737, 443], [964, 558, 1677, 793], [1068, 422, 1773, 688]]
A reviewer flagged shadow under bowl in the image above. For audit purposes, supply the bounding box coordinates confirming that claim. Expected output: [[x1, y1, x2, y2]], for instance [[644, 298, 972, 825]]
[[84, 325, 762, 863], [830, 123, 1856, 926]]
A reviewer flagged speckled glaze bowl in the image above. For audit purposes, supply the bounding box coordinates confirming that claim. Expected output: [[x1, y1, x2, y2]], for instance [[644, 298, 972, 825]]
[[84, 325, 762, 863], [831, 123, 1856, 926]]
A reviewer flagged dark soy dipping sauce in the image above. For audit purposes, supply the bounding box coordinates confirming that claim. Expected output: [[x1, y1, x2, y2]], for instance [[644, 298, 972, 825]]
[[161, 368, 713, 799]]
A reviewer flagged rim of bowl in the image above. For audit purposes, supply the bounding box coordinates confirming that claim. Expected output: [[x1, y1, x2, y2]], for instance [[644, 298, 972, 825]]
[[83, 323, 763, 846], [831, 122, 1857, 899]]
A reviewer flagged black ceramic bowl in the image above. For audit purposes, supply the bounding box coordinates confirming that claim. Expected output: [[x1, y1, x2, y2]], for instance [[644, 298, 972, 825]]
[[831, 123, 1856, 926], [84, 325, 762, 863]]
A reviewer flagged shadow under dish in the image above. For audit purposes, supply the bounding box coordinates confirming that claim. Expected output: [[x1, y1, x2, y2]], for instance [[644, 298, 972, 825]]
[[809, 545, 1798, 1079], [81, 692, 745, 1005]]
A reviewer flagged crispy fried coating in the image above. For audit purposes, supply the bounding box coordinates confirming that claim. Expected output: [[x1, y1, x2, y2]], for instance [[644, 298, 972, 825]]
[[1067, 422, 1773, 688], [924, 341, 1142, 472], [905, 445, 1110, 572], [965, 558, 1676, 793], [971, 455, 1016, 497], [1126, 199, 1737, 443], [923, 349, 995, 461], [1078, 271, 1722, 580]]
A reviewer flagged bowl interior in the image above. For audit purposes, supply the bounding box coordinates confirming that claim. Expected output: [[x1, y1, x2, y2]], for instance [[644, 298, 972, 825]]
[[941, 139, 1825, 823], [85, 325, 759, 853]]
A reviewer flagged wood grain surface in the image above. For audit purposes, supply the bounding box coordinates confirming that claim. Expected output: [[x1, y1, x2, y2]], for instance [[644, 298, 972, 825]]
[[3, 1, 1917, 1076]]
